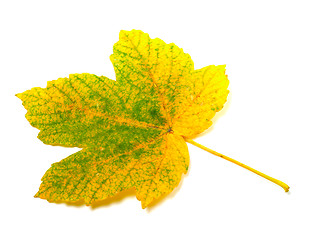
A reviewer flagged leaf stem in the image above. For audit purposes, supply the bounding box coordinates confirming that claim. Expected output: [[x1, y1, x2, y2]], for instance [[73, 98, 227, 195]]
[[185, 138, 289, 192]]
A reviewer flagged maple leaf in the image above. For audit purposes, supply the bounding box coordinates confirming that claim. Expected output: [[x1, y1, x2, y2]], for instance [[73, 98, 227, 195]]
[[17, 30, 289, 209]]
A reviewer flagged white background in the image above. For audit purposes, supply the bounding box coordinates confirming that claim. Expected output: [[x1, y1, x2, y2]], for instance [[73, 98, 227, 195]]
[[1, 0, 308, 239]]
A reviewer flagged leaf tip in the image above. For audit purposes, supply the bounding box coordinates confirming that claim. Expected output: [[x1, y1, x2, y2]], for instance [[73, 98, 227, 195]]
[[15, 92, 22, 100], [33, 192, 40, 198], [141, 202, 147, 209], [217, 64, 226, 71]]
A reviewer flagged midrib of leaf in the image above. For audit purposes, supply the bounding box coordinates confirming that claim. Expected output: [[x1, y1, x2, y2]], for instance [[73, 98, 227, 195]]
[[123, 32, 172, 128], [30, 107, 166, 133], [26, 83, 167, 132], [143, 135, 169, 205], [78, 109, 166, 130]]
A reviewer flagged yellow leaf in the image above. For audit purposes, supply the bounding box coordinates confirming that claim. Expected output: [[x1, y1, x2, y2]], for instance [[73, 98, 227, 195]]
[[22, 29, 287, 209]]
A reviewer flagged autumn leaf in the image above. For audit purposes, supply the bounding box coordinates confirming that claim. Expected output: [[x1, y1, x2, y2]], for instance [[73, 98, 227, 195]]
[[16, 30, 289, 209]]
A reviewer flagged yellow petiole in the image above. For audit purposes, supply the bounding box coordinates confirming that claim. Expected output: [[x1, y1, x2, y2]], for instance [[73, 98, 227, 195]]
[[185, 138, 289, 192]]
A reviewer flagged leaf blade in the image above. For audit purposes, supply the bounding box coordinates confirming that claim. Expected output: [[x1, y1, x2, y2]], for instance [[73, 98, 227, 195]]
[[17, 29, 229, 208], [35, 134, 189, 208]]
